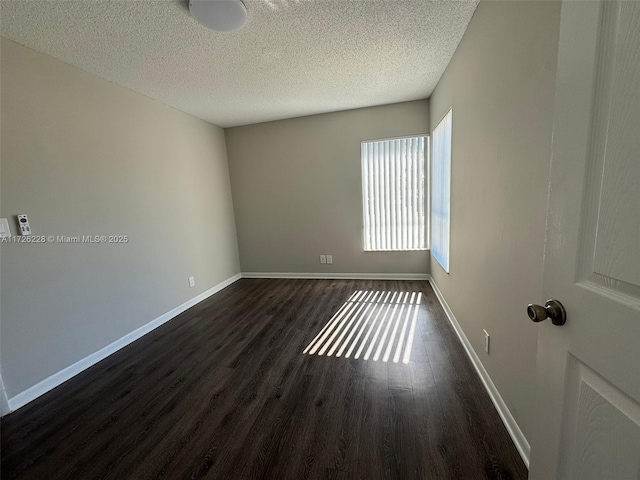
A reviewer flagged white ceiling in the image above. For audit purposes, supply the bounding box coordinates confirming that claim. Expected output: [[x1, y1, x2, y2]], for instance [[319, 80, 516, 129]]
[[0, 0, 478, 128]]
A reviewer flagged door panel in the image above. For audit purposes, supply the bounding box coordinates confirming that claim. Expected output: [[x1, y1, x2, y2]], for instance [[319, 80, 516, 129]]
[[579, 1, 640, 298], [558, 357, 640, 480]]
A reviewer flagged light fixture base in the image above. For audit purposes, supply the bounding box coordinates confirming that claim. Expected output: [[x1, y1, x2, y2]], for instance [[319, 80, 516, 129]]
[[189, 0, 247, 32]]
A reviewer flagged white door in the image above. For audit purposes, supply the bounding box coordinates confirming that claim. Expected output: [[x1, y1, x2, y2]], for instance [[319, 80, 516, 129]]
[[529, 1, 640, 479]]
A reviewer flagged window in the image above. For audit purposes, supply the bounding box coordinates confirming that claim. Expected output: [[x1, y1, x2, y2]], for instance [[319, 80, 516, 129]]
[[361, 135, 427, 251], [432, 110, 452, 272]]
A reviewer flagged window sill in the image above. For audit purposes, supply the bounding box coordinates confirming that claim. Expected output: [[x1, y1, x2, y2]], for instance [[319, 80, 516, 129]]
[[364, 248, 430, 252]]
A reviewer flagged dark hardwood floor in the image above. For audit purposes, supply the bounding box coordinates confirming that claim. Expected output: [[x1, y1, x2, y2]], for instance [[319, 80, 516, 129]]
[[1, 279, 527, 479]]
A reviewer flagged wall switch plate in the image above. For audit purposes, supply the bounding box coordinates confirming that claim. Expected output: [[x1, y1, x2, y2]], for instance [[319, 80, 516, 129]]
[[326, 255, 333, 264], [320, 255, 326, 264], [17, 214, 31, 236], [483, 330, 490, 354], [0, 218, 11, 238], [188, 276, 195, 287]]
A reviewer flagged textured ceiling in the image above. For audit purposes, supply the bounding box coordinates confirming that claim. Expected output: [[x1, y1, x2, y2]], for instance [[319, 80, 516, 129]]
[[0, 0, 478, 127]]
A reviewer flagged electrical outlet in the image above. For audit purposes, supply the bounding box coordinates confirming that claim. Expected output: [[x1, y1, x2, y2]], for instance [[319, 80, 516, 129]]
[[188, 276, 195, 288], [326, 255, 333, 264], [320, 255, 326, 264], [0, 218, 11, 238], [483, 330, 490, 354]]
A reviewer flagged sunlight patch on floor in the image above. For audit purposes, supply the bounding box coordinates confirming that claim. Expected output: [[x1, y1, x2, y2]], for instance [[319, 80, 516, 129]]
[[303, 290, 422, 363]]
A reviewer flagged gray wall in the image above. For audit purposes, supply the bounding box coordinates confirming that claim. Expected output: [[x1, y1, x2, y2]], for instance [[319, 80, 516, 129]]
[[225, 101, 430, 275], [0, 38, 240, 398], [429, 1, 560, 442], [0, 65, 6, 414]]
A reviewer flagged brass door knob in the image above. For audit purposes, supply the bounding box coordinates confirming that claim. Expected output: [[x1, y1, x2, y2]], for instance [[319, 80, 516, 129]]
[[527, 299, 566, 326]]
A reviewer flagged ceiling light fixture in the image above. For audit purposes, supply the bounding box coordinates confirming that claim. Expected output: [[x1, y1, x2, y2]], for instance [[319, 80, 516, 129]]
[[189, 0, 247, 32]]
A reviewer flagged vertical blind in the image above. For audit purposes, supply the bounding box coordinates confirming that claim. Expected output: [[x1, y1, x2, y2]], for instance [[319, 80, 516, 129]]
[[361, 136, 426, 251], [432, 110, 452, 272]]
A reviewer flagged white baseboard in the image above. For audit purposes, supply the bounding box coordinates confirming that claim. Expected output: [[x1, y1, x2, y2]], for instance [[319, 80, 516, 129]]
[[428, 278, 531, 468], [241, 272, 430, 280], [6, 273, 242, 414]]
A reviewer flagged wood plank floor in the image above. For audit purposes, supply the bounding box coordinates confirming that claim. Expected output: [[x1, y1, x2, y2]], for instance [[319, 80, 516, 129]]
[[1, 279, 527, 479]]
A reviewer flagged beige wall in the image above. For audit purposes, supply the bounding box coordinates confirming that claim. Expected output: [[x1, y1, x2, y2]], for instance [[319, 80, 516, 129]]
[[225, 101, 430, 275], [0, 38, 240, 398], [429, 1, 560, 442]]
